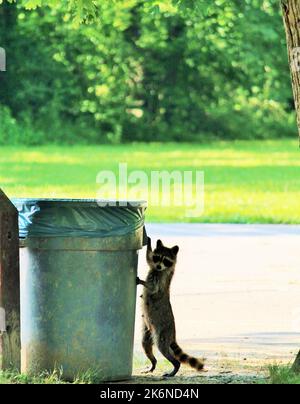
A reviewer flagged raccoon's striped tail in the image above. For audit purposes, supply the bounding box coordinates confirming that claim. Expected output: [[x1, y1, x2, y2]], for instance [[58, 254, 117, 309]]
[[170, 342, 205, 371]]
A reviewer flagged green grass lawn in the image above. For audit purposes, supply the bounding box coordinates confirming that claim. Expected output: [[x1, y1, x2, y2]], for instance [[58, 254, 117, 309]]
[[1, 139, 300, 223]]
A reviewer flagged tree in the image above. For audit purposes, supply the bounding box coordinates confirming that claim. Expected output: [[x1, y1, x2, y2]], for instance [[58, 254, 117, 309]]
[[281, 0, 300, 372], [281, 0, 300, 142], [1, 0, 293, 144]]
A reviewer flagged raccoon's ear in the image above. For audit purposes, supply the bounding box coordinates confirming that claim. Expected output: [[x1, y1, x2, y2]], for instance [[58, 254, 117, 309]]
[[171, 246, 179, 256], [157, 240, 163, 249]]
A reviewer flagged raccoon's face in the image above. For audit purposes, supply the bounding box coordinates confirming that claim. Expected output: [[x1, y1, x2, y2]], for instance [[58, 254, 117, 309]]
[[149, 240, 179, 271]]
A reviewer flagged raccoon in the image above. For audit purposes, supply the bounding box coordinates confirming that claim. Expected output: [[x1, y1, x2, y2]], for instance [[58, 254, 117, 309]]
[[136, 237, 205, 377]]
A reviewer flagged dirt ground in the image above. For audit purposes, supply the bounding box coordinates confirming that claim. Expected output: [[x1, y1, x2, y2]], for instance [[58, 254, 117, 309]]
[[108, 354, 269, 384]]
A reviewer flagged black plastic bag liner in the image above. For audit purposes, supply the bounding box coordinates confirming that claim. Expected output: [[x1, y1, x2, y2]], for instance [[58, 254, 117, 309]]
[[13, 199, 147, 239]]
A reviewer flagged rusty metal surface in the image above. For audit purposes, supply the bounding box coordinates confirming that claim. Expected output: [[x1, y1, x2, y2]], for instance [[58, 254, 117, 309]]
[[0, 189, 21, 371]]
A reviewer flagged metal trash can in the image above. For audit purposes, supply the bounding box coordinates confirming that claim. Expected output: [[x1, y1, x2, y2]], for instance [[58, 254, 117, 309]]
[[13, 199, 146, 382]]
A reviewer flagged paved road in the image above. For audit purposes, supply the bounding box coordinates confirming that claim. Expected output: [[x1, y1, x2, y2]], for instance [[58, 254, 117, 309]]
[[134, 224, 300, 368]]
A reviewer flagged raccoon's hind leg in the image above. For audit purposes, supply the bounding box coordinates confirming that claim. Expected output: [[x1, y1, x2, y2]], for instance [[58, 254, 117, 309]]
[[157, 335, 180, 377], [142, 326, 157, 373]]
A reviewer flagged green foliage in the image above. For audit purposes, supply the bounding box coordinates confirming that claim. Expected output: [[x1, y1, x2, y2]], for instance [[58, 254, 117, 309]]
[[268, 366, 300, 385], [0, 104, 45, 145], [0, 0, 296, 144], [5, 0, 208, 21], [0, 105, 19, 143]]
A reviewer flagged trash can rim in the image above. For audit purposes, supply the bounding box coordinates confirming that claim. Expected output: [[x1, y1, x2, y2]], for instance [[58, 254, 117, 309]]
[[12, 198, 147, 208]]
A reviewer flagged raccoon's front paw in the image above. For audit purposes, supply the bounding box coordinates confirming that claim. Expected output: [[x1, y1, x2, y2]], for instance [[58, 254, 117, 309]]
[[136, 277, 141, 285]]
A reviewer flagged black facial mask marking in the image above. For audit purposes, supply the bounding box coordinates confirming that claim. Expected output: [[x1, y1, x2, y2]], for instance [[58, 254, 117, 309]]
[[163, 258, 173, 268], [153, 255, 160, 263]]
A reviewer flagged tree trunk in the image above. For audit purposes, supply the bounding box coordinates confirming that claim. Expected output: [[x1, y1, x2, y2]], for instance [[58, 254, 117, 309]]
[[292, 351, 300, 373], [281, 0, 300, 371], [281, 0, 300, 140]]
